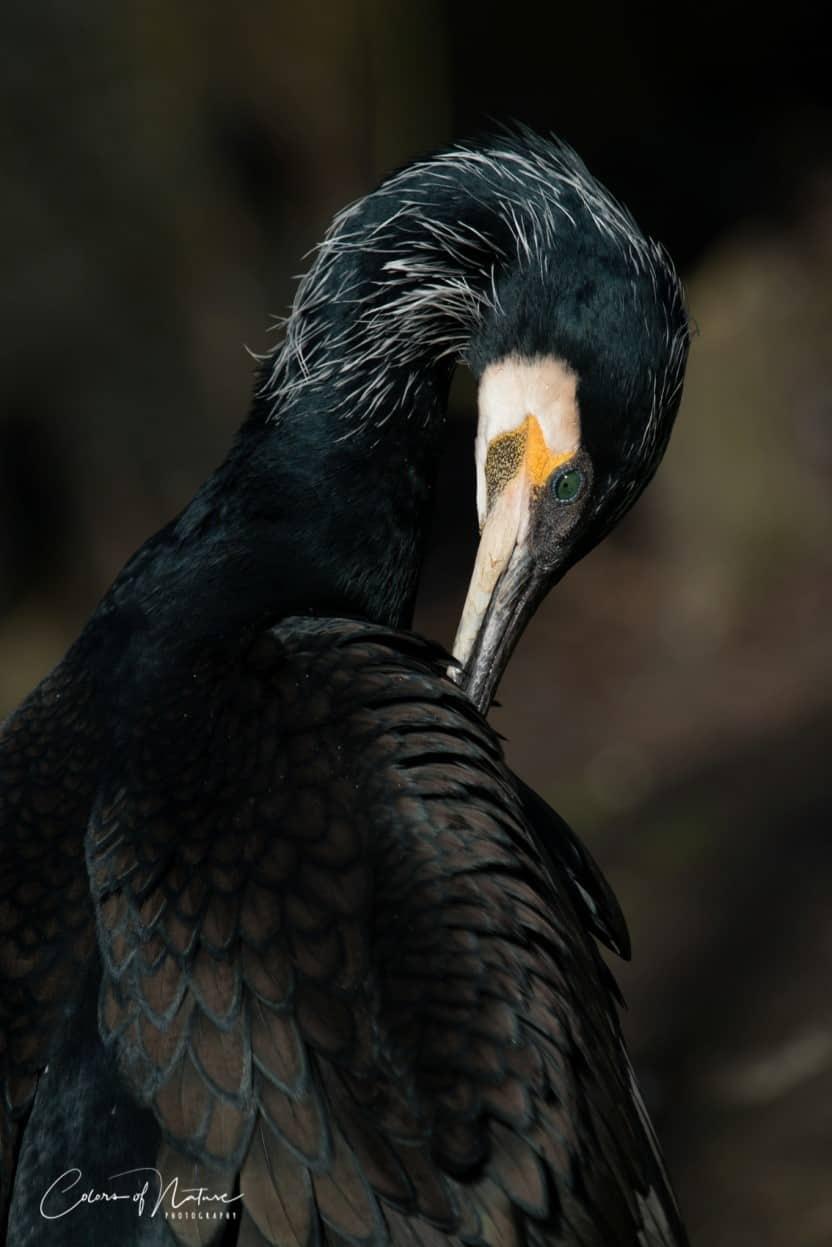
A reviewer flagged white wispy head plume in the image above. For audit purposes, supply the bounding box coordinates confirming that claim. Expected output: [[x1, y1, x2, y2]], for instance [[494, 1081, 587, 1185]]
[[257, 126, 688, 444]]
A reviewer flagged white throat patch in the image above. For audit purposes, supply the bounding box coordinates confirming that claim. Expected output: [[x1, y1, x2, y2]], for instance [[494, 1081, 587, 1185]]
[[476, 355, 581, 525]]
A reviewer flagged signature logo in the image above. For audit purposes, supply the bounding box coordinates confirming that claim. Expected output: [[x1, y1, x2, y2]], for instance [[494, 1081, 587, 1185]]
[[40, 1168, 244, 1222]]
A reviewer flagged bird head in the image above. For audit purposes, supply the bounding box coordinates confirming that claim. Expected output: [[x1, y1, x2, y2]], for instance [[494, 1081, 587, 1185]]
[[453, 195, 689, 713], [254, 127, 688, 661]]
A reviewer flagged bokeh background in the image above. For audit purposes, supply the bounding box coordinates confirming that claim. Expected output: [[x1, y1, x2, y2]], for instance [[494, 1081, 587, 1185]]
[[2, 4, 831, 1243]]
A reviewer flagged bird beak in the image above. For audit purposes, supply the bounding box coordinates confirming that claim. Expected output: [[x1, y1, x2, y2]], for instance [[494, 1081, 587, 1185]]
[[451, 462, 552, 716]]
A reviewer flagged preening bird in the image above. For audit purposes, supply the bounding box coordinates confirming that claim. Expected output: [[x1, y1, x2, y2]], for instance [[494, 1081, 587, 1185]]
[[0, 129, 690, 1246]]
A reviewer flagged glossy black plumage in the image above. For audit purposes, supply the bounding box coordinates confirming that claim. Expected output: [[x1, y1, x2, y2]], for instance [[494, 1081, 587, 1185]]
[[5, 620, 682, 1246], [0, 129, 690, 1245]]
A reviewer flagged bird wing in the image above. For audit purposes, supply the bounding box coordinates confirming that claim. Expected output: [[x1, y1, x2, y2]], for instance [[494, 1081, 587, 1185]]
[[0, 648, 100, 1220], [513, 777, 631, 960], [86, 617, 686, 1247]]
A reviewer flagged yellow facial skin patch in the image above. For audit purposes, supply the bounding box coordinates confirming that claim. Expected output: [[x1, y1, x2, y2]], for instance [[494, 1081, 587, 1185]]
[[484, 414, 574, 515]]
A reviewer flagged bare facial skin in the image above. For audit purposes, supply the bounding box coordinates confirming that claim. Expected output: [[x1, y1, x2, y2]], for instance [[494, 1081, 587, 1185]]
[[474, 355, 581, 526]]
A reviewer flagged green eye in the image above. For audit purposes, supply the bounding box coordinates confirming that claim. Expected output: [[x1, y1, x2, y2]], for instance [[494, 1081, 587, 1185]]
[[551, 467, 585, 504]]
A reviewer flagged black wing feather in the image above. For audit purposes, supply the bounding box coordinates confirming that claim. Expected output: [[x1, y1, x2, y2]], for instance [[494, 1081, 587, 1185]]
[[79, 617, 684, 1247]]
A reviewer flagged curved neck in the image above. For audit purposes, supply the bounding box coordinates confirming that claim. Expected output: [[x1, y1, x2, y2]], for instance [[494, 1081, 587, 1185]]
[[218, 369, 453, 631], [197, 169, 512, 631], [259, 176, 500, 436], [104, 141, 579, 652]]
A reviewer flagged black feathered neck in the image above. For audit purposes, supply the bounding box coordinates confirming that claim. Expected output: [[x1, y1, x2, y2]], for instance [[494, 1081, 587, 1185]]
[[91, 128, 688, 672]]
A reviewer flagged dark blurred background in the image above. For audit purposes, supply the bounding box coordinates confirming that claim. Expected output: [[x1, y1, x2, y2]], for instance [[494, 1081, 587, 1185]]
[[1, 3, 831, 1242]]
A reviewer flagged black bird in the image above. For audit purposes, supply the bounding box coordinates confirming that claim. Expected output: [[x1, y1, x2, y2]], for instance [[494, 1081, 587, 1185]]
[[0, 129, 689, 1246]]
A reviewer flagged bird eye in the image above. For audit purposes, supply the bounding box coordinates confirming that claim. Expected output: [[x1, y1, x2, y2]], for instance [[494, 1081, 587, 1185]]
[[551, 467, 585, 504]]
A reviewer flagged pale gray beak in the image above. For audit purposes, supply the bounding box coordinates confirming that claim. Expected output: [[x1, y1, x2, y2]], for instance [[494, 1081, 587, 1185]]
[[450, 469, 548, 714]]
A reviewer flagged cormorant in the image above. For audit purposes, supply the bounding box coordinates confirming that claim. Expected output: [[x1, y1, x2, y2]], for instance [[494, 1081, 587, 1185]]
[[0, 129, 690, 1245]]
